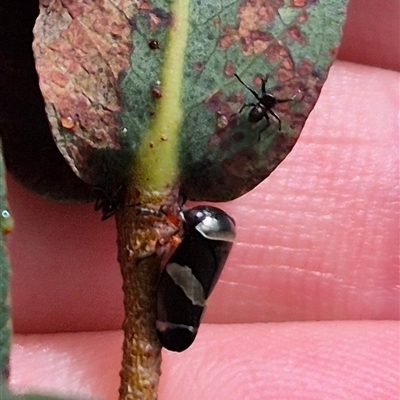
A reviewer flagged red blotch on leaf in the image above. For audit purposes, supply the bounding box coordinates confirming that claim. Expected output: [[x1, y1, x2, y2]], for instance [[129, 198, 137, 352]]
[[224, 61, 236, 77]]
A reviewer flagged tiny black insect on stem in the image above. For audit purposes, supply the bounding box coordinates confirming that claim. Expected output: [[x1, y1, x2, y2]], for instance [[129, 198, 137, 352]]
[[234, 73, 302, 139], [93, 186, 122, 221]]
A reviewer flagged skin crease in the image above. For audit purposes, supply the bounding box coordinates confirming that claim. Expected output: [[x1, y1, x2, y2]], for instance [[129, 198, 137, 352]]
[[6, 0, 400, 399]]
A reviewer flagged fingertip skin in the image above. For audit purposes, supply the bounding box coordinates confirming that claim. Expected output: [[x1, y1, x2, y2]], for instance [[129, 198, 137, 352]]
[[8, 322, 399, 400], [160, 321, 400, 400]]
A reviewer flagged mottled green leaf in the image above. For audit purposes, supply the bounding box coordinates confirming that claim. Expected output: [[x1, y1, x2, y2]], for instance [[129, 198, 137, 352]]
[[32, 0, 348, 200]]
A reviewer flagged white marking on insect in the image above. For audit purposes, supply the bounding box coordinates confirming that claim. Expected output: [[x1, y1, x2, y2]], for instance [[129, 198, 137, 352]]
[[166, 262, 205, 306], [156, 321, 196, 333]]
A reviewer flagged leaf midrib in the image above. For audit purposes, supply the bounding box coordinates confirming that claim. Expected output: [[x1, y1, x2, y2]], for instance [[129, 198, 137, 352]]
[[132, 0, 190, 193]]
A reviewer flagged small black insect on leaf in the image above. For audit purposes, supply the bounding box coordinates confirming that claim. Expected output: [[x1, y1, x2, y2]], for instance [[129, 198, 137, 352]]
[[234, 73, 303, 139], [148, 39, 160, 50]]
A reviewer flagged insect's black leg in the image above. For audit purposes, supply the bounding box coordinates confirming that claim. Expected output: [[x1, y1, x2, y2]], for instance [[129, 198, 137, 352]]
[[264, 113, 271, 127], [239, 102, 257, 114], [93, 186, 106, 211], [115, 185, 123, 194], [261, 74, 269, 96], [94, 197, 102, 211], [258, 114, 271, 140], [93, 186, 114, 212], [234, 74, 261, 101], [269, 109, 282, 131], [101, 209, 116, 221]]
